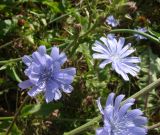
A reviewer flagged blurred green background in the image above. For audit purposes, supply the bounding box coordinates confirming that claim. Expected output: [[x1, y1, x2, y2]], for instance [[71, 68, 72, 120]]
[[0, 0, 160, 134]]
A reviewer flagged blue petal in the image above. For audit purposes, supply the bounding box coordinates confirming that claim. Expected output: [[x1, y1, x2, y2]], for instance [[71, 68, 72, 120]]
[[45, 81, 59, 103], [118, 103, 133, 118], [52, 61, 61, 74], [96, 128, 105, 135], [28, 86, 42, 97], [32, 51, 46, 66], [96, 98, 104, 115], [56, 71, 75, 84], [45, 55, 53, 67], [31, 63, 42, 74], [121, 62, 140, 73], [28, 72, 39, 84], [112, 62, 129, 81], [61, 68, 76, 76], [124, 98, 135, 104], [106, 93, 115, 106], [22, 55, 32, 66], [133, 116, 148, 126], [93, 53, 108, 59], [114, 94, 125, 114], [122, 57, 141, 63], [106, 15, 119, 27], [59, 52, 67, 65], [61, 84, 73, 93], [38, 45, 46, 55], [107, 34, 115, 39], [129, 127, 147, 135], [119, 43, 131, 56], [100, 37, 108, 45], [54, 90, 62, 101], [107, 38, 117, 53], [51, 46, 67, 65], [126, 109, 143, 119], [120, 49, 135, 58], [99, 60, 112, 68], [50, 46, 60, 61], [18, 80, 33, 89], [96, 125, 111, 135], [92, 41, 109, 54], [117, 37, 125, 52], [118, 62, 138, 76]]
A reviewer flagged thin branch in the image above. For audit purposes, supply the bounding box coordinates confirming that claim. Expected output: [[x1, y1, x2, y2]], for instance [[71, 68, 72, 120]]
[[0, 38, 20, 49], [109, 29, 160, 44], [5, 95, 30, 135], [148, 122, 160, 130]]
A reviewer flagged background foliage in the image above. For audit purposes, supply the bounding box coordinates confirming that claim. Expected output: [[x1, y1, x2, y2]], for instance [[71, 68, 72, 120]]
[[0, 0, 160, 135]]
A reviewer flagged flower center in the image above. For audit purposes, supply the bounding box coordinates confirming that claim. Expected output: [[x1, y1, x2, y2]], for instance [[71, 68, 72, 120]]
[[110, 55, 120, 62], [38, 67, 54, 89]]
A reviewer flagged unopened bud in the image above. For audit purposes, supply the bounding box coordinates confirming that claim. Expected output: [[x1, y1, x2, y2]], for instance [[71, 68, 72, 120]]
[[74, 23, 82, 33], [18, 19, 26, 26]]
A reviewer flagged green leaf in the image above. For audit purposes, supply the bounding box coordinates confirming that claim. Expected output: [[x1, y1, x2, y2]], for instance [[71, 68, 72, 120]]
[[21, 102, 62, 117], [0, 5, 6, 11], [43, 1, 61, 13], [24, 35, 35, 44], [78, 43, 94, 71], [11, 124, 22, 135], [4, 19, 12, 25], [0, 120, 10, 132], [0, 65, 7, 71]]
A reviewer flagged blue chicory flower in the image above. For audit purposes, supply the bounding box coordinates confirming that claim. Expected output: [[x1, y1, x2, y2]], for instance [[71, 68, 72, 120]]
[[134, 27, 147, 40], [92, 36, 141, 81], [19, 46, 76, 103], [106, 15, 119, 27], [96, 93, 148, 135]]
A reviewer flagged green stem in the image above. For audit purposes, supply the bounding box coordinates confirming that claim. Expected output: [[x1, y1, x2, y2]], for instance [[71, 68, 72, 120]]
[[64, 78, 160, 135], [5, 95, 30, 135], [0, 58, 22, 65], [0, 116, 14, 120], [64, 115, 101, 135], [12, 67, 22, 83], [109, 29, 160, 44], [49, 14, 69, 24], [148, 122, 160, 130], [0, 38, 20, 49]]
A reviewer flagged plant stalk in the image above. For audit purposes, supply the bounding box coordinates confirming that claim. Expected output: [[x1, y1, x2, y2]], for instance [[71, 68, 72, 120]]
[[64, 78, 160, 135], [148, 122, 160, 130], [5, 95, 30, 135], [109, 29, 160, 44]]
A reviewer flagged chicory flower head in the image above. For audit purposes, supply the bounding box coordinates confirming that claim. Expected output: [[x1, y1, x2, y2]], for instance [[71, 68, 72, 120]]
[[92, 36, 141, 81], [106, 15, 119, 27], [96, 93, 148, 135], [19, 46, 76, 103], [134, 27, 147, 40]]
